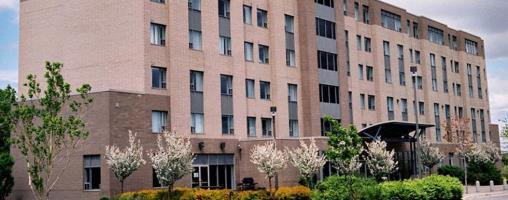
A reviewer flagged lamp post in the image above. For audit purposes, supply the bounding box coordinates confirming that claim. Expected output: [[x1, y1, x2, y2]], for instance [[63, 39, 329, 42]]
[[270, 106, 279, 190], [410, 66, 421, 178]]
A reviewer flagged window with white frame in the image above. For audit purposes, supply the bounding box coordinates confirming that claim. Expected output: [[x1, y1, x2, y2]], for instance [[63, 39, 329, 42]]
[[260, 81, 271, 100], [246, 79, 255, 98], [288, 84, 297, 102], [219, 36, 232, 56], [189, 30, 202, 50], [428, 26, 444, 45], [285, 15, 294, 33], [247, 117, 256, 137], [360, 94, 365, 110], [381, 10, 401, 32], [152, 67, 167, 89], [289, 120, 299, 137], [315, 18, 336, 39], [358, 64, 364, 80], [286, 49, 296, 67], [368, 95, 376, 110], [465, 39, 478, 55], [218, 0, 230, 18], [152, 111, 168, 133], [150, 23, 166, 46], [364, 37, 371, 52], [243, 5, 252, 24], [262, 118, 272, 136], [190, 71, 203, 92], [257, 9, 268, 28], [244, 42, 253, 61], [221, 115, 234, 134], [259, 44, 270, 64], [220, 75, 233, 95], [188, 0, 201, 11], [191, 113, 204, 134]]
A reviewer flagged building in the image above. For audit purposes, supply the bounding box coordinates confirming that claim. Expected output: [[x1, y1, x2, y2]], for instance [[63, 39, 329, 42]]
[[13, 0, 495, 199]]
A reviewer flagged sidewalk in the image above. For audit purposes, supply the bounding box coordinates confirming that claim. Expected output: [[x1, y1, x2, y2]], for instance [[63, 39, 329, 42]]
[[463, 185, 508, 199]]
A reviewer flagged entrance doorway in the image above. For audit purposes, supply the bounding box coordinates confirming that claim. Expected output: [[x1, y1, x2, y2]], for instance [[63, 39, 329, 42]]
[[192, 154, 235, 189]]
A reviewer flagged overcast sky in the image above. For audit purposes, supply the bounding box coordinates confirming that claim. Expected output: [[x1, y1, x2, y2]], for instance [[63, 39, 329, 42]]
[[0, 0, 507, 123]]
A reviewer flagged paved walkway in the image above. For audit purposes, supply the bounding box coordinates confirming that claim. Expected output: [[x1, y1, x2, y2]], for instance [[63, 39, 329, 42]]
[[463, 185, 508, 200]]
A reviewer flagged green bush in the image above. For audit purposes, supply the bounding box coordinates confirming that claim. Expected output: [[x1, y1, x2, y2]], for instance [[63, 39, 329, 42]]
[[467, 161, 502, 185], [438, 165, 465, 183], [234, 190, 269, 200], [380, 175, 463, 200], [501, 165, 508, 179], [275, 186, 311, 200], [312, 176, 381, 200]]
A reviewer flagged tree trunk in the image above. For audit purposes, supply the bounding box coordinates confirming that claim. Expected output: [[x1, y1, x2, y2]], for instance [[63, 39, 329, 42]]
[[167, 184, 173, 200], [121, 181, 124, 194], [269, 177, 273, 200]]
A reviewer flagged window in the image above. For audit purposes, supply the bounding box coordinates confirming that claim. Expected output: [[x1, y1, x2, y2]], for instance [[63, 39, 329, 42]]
[[288, 84, 298, 102], [354, 2, 359, 21], [343, 0, 347, 15], [244, 42, 253, 61], [246, 79, 255, 98], [416, 76, 423, 89], [409, 49, 414, 63], [398, 45, 405, 85], [452, 35, 458, 50], [243, 5, 252, 24], [151, 0, 165, 4], [247, 117, 256, 137], [83, 155, 100, 191], [191, 113, 204, 134], [415, 50, 421, 64], [259, 45, 270, 64], [412, 22, 419, 38], [406, 20, 410, 34], [218, 0, 230, 18], [152, 111, 168, 133], [315, 0, 335, 8], [419, 102, 425, 115], [317, 51, 337, 71], [257, 9, 268, 28], [260, 81, 271, 100], [364, 37, 371, 52], [189, 30, 202, 50], [454, 61, 460, 73], [442, 57, 448, 93], [190, 71, 203, 92], [368, 95, 376, 110], [320, 118, 334, 136], [286, 50, 296, 67], [261, 118, 272, 136], [383, 41, 392, 83], [471, 108, 477, 143], [430, 53, 438, 91], [356, 35, 362, 50], [152, 67, 167, 89], [285, 15, 294, 33], [428, 26, 444, 45], [366, 66, 374, 81], [289, 120, 299, 137], [222, 115, 234, 134], [434, 103, 441, 142], [362, 5, 370, 24], [477, 66, 483, 99], [401, 98, 408, 121], [387, 97, 394, 120], [319, 84, 339, 104], [381, 10, 401, 32], [360, 94, 365, 110], [315, 18, 336, 39], [467, 64, 473, 97], [465, 39, 478, 55], [219, 36, 232, 56], [188, 0, 201, 11], [345, 30, 350, 75], [358, 64, 364, 80], [480, 109, 486, 142], [150, 23, 166, 46], [221, 75, 233, 95], [445, 104, 451, 123]]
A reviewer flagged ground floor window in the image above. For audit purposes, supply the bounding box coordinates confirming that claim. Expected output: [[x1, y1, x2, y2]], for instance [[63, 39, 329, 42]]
[[83, 155, 101, 190], [192, 154, 234, 189]]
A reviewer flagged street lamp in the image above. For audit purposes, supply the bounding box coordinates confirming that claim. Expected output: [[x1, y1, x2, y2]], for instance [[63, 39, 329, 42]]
[[410, 66, 421, 178], [270, 106, 279, 190]]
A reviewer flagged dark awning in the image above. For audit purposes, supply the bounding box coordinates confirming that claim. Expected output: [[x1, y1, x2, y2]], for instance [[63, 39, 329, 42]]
[[359, 120, 434, 141]]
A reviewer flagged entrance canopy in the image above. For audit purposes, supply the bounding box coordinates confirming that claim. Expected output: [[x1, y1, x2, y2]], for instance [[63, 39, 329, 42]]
[[359, 121, 434, 142]]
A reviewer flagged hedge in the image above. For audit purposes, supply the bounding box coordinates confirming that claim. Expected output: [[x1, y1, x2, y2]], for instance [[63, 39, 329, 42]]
[[438, 165, 465, 183], [312, 176, 381, 200], [113, 186, 309, 200], [380, 175, 463, 200]]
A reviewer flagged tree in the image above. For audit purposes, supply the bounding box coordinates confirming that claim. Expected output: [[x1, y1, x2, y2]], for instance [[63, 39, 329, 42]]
[[364, 140, 398, 181], [148, 131, 194, 196], [323, 116, 363, 199], [0, 86, 16, 200], [501, 117, 508, 137], [286, 138, 326, 188], [442, 116, 473, 189], [250, 141, 286, 199], [419, 140, 443, 174], [465, 142, 501, 164], [12, 62, 92, 200], [105, 131, 146, 194]]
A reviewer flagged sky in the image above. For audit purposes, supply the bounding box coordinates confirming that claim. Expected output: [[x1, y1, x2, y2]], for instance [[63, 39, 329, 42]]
[[0, 0, 507, 123]]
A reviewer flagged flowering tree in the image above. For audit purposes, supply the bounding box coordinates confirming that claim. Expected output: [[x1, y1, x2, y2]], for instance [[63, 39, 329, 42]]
[[442, 116, 473, 187], [466, 142, 501, 164], [419, 140, 443, 174], [105, 131, 146, 193], [365, 140, 398, 181], [148, 131, 194, 195], [286, 138, 326, 188], [250, 141, 286, 198]]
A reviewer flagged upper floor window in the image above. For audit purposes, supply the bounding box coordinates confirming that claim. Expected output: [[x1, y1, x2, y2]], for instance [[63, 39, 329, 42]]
[[219, 36, 232, 56], [151, 0, 165, 4], [218, 0, 230, 18], [381, 10, 401, 32], [247, 117, 256, 137], [188, 0, 201, 11], [260, 81, 271, 100], [189, 30, 202, 50], [465, 39, 478, 55], [316, 18, 336, 39], [285, 15, 294, 33], [152, 111, 168, 133], [257, 9, 268, 28], [356, 35, 362, 50], [364, 37, 372, 52], [354, 2, 359, 21], [222, 115, 234, 134], [191, 113, 204, 134], [261, 118, 272, 136], [319, 84, 339, 104], [289, 120, 299, 137], [152, 67, 167, 89], [288, 84, 298, 102], [428, 26, 444, 45], [286, 50, 296, 67], [366, 66, 374, 81], [150, 23, 166, 46], [362, 5, 370, 24], [412, 22, 419, 38], [221, 75, 233, 95], [415, 50, 421, 64], [83, 155, 101, 191], [259, 45, 270, 64], [317, 51, 337, 71], [244, 42, 253, 61], [368, 95, 376, 110], [246, 79, 255, 98], [343, 0, 347, 15], [315, 0, 334, 8], [190, 71, 203, 92], [243, 5, 252, 24]]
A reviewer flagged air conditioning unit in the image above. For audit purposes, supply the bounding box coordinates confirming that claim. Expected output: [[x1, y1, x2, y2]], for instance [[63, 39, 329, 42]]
[[265, 58, 269, 63], [161, 40, 166, 46], [227, 49, 232, 55], [191, 127, 196, 133], [268, 131, 272, 136], [189, 42, 194, 49], [229, 128, 235, 134], [263, 22, 268, 28], [228, 88, 233, 95], [226, 11, 231, 18], [266, 94, 271, 99]]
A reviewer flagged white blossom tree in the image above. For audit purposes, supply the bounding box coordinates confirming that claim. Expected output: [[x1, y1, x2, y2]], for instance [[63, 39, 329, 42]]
[[364, 140, 398, 180], [466, 142, 501, 164], [148, 131, 194, 195], [105, 131, 146, 193], [286, 138, 326, 188], [419, 140, 443, 174], [250, 141, 287, 199]]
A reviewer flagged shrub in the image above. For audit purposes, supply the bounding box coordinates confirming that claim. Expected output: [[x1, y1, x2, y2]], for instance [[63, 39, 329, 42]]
[[380, 175, 463, 200], [114, 188, 194, 200], [312, 176, 381, 200], [501, 165, 508, 179], [234, 190, 270, 200], [467, 161, 502, 185], [275, 186, 311, 200], [438, 165, 465, 183]]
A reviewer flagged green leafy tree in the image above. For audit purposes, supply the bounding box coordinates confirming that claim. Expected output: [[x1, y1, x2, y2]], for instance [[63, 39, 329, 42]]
[[0, 86, 16, 200], [324, 116, 363, 200], [12, 62, 93, 200]]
